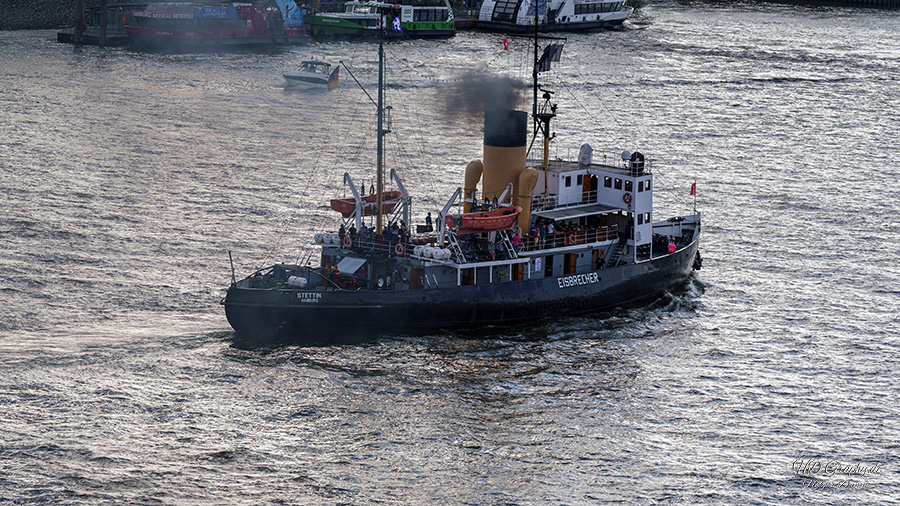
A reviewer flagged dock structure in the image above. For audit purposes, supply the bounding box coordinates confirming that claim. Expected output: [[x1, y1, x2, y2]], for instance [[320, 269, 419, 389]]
[[777, 0, 900, 7], [52, 0, 900, 46], [58, 2, 142, 46]]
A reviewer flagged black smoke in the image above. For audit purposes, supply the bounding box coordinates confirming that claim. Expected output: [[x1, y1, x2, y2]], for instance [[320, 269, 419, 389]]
[[443, 69, 527, 125]]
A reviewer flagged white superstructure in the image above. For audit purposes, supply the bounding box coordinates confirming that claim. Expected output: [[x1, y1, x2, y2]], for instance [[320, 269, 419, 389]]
[[476, 0, 632, 32]]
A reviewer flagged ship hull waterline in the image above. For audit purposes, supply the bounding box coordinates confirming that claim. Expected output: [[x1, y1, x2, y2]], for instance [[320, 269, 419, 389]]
[[224, 240, 699, 342]]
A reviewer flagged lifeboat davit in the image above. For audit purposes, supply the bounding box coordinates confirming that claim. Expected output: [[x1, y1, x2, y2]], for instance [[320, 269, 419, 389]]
[[330, 191, 403, 218], [450, 206, 522, 235]]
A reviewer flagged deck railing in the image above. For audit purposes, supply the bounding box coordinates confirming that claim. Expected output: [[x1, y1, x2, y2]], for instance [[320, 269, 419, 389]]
[[333, 223, 619, 261], [518, 225, 618, 253], [530, 190, 606, 213], [340, 233, 415, 257]]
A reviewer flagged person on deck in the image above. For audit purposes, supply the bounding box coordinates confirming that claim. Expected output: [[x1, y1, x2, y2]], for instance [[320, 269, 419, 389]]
[[331, 267, 341, 288], [360, 225, 372, 247]]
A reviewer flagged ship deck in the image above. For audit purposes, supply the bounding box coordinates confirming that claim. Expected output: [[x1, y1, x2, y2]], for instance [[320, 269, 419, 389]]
[[528, 158, 649, 177], [532, 202, 622, 220]]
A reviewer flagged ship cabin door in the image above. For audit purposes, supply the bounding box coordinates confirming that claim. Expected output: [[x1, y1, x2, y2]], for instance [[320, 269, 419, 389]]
[[564, 253, 577, 275], [513, 263, 525, 281], [544, 255, 554, 278], [584, 175, 598, 203], [593, 249, 605, 270], [461, 267, 475, 286], [410, 268, 423, 289]]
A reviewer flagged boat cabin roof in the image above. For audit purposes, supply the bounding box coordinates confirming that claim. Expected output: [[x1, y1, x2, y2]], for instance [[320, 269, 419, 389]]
[[533, 202, 623, 220], [534, 158, 649, 178], [300, 61, 331, 70]]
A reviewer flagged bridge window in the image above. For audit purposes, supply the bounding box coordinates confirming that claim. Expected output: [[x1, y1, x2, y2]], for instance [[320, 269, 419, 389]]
[[492, 0, 520, 22], [604, 176, 612, 188], [576, 3, 609, 14], [614, 178, 622, 190], [416, 9, 448, 22], [564, 175, 571, 187], [624, 180, 633, 192], [638, 181, 644, 192]]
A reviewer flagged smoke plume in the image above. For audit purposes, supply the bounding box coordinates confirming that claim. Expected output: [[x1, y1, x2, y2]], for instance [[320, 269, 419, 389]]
[[443, 69, 527, 124]]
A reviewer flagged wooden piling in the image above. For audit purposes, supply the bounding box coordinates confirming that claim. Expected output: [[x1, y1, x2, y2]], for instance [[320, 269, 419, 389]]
[[99, 0, 108, 46], [74, 0, 84, 45]]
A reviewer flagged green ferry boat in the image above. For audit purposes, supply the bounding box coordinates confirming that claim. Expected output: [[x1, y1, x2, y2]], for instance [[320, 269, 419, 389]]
[[309, 0, 454, 39]]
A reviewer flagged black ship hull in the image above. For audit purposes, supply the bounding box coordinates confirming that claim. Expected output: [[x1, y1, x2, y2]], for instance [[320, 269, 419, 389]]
[[224, 240, 699, 343]]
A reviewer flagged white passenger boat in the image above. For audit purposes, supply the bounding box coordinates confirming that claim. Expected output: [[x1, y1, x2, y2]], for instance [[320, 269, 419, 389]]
[[474, 0, 632, 32]]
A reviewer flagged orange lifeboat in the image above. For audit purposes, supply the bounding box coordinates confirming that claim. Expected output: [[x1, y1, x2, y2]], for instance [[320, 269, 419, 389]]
[[330, 191, 403, 218], [453, 206, 522, 235]]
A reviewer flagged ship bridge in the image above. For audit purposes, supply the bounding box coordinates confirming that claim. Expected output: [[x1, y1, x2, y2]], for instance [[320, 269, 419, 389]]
[[527, 151, 654, 250]]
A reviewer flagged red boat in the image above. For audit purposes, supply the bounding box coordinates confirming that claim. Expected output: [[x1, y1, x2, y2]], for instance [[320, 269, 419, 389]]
[[330, 191, 404, 218], [448, 206, 522, 235], [124, 2, 308, 49]]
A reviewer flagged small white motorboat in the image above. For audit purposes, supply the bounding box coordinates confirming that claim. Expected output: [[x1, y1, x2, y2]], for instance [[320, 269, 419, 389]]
[[283, 61, 339, 89]]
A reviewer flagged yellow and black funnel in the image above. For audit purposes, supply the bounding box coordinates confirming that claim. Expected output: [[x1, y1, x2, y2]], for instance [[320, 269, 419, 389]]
[[464, 110, 538, 231]]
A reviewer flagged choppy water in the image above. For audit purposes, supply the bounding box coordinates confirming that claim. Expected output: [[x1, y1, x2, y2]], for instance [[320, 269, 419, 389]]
[[2, 2, 900, 504]]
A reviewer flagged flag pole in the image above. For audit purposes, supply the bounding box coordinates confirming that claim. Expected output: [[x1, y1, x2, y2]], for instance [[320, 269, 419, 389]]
[[693, 179, 697, 214]]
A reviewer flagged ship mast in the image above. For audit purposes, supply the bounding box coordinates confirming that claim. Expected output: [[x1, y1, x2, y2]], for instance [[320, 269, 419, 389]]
[[375, 27, 386, 235], [532, 8, 539, 124], [531, 1, 556, 200]]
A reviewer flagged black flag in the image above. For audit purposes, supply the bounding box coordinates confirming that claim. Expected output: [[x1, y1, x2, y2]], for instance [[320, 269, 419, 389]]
[[535, 43, 564, 73]]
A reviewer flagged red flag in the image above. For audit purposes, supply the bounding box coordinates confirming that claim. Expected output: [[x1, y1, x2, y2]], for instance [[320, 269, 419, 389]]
[[503, 37, 508, 51], [690, 182, 696, 195], [327, 67, 339, 90]]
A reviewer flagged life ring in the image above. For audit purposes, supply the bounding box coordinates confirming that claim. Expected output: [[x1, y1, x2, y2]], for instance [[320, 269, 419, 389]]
[[342, 235, 352, 248], [565, 232, 575, 246], [623, 192, 632, 204], [394, 243, 405, 256]]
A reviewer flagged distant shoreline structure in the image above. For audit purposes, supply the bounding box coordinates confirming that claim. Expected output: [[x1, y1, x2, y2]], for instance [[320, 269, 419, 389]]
[[678, 0, 899, 8], [1, 0, 898, 32], [755, 0, 899, 8]]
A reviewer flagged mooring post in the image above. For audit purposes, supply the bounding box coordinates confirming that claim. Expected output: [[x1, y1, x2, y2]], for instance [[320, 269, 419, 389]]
[[74, 0, 84, 45], [98, 0, 108, 46]]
